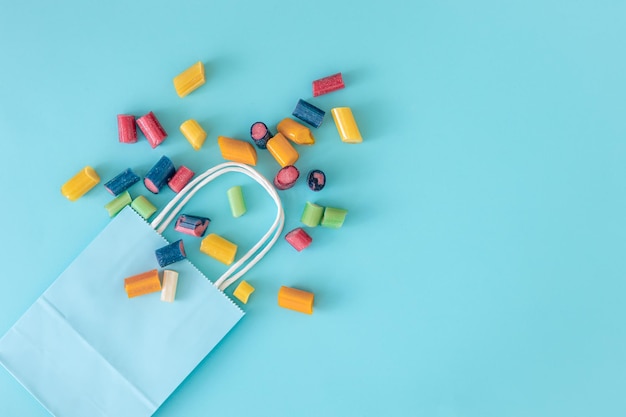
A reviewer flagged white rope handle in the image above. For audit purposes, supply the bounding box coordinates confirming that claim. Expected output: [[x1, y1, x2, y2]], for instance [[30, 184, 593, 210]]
[[150, 162, 285, 291]]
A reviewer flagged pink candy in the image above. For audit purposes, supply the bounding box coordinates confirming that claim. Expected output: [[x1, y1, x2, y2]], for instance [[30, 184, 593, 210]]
[[136, 111, 168, 148], [117, 115, 137, 144], [285, 227, 312, 251], [168, 166, 194, 193]]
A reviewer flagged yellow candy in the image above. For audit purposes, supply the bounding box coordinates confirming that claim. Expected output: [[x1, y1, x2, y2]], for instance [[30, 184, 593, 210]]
[[180, 119, 207, 150], [331, 107, 362, 144], [233, 280, 255, 304], [266, 133, 299, 167], [276, 118, 315, 145], [277, 286, 314, 314], [61, 166, 100, 201], [200, 233, 238, 265], [173, 61, 205, 98], [217, 136, 258, 166]]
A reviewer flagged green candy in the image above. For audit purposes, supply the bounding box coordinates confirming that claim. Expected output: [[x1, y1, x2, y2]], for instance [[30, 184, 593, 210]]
[[104, 191, 132, 217], [320, 207, 348, 229], [300, 201, 324, 227], [227, 185, 247, 218], [131, 195, 157, 220]]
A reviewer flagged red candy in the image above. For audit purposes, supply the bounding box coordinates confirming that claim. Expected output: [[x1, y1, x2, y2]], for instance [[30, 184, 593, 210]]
[[168, 165, 194, 193], [312, 73, 345, 97], [285, 227, 312, 251], [273, 165, 299, 190], [136, 111, 168, 148], [117, 114, 137, 144]]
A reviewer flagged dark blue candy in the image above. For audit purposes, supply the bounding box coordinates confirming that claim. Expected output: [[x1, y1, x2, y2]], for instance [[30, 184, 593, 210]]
[[144, 155, 176, 194], [104, 168, 140, 196], [155, 239, 186, 267], [307, 169, 326, 191], [292, 99, 325, 128], [250, 121, 272, 149]]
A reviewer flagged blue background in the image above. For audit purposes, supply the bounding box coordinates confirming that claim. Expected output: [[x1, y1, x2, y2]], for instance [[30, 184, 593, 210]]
[[1, 1, 625, 416]]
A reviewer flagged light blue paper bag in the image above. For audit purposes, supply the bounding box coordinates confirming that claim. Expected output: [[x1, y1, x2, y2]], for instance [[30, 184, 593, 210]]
[[0, 162, 284, 417]]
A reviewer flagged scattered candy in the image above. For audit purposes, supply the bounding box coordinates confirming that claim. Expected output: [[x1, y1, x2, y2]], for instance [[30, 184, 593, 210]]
[[104, 168, 140, 196], [276, 118, 315, 145], [292, 99, 325, 128], [168, 165, 194, 193], [312, 72, 344, 97], [285, 227, 312, 251], [321, 207, 348, 228], [273, 165, 300, 190], [130, 195, 157, 220], [155, 239, 186, 267], [180, 119, 207, 150], [160, 270, 179, 303], [61, 166, 100, 201], [250, 121, 271, 149], [307, 169, 326, 191], [200, 233, 238, 265], [175, 214, 211, 237], [117, 114, 137, 144], [124, 269, 161, 298], [104, 191, 132, 217], [266, 133, 299, 167], [144, 156, 176, 194], [278, 286, 314, 314], [136, 111, 168, 148], [331, 107, 362, 144], [227, 185, 247, 218], [173, 61, 206, 98], [217, 136, 258, 166], [233, 280, 255, 304], [300, 202, 324, 227]]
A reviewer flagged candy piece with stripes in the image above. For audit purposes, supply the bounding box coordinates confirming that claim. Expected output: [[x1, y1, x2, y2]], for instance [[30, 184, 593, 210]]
[[174, 214, 211, 237]]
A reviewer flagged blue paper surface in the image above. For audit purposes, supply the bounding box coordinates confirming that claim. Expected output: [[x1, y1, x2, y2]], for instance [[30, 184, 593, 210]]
[[0, 208, 244, 417]]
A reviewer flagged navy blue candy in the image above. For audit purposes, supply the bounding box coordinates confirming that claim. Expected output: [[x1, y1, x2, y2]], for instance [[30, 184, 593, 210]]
[[307, 169, 326, 191], [292, 99, 325, 128], [104, 168, 140, 196], [155, 239, 186, 267], [250, 121, 272, 149], [144, 155, 176, 194]]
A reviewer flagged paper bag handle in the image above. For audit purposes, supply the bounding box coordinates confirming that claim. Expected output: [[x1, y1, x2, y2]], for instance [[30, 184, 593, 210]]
[[150, 162, 284, 291]]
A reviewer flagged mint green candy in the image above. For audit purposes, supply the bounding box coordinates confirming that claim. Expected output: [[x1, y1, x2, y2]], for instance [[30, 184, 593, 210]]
[[131, 195, 157, 220], [320, 207, 348, 229], [104, 191, 132, 217], [227, 185, 246, 218], [300, 201, 324, 227]]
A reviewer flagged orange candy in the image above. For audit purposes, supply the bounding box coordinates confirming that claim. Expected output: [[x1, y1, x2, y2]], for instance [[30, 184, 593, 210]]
[[277, 286, 314, 314], [124, 269, 162, 298], [217, 136, 258, 166]]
